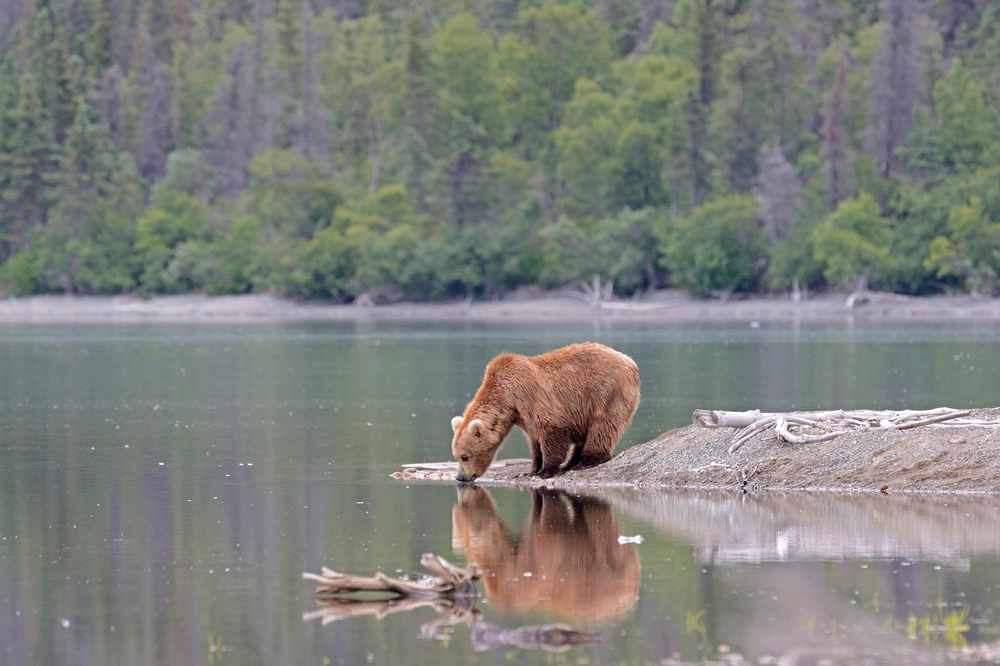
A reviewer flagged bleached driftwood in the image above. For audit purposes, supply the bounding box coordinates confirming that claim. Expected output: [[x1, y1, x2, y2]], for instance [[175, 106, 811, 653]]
[[303, 553, 480, 599], [303, 553, 481, 635], [693, 408, 1000, 454]]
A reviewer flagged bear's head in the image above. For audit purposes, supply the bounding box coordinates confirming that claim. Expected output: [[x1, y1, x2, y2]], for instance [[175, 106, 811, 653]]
[[451, 415, 502, 483]]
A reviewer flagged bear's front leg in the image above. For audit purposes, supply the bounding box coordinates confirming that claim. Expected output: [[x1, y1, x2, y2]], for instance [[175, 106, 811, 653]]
[[512, 439, 543, 479], [528, 437, 544, 475]]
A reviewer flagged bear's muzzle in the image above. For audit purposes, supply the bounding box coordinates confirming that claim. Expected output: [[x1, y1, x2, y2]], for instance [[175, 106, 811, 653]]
[[455, 470, 477, 483]]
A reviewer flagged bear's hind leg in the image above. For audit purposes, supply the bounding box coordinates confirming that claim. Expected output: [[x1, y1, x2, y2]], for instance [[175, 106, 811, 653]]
[[568, 423, 618, 471], [575, 448, 613, 470], [563, 442, 585, 471]]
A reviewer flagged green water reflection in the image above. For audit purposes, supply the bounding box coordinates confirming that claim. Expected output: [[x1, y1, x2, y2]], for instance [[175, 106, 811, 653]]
[[1, 319, 1000, 665]]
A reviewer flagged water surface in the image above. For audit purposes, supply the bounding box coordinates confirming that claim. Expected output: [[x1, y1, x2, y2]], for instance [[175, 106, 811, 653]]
[[2, 319, 1000, 665]]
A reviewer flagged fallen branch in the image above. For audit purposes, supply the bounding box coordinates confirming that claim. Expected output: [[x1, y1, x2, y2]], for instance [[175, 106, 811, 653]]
[[691, 408, 999, 454]]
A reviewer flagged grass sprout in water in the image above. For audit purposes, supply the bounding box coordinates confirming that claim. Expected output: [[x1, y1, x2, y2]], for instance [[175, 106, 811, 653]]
[[896, 608, 972, 646]]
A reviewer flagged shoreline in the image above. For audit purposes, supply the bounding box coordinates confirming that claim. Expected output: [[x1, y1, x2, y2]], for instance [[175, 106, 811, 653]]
[[1, 291, 1000, 323], [405, 408, 1000, 495]]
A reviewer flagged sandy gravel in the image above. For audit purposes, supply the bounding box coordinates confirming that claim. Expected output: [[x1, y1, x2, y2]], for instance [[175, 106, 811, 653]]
[[0, 290, 999, 322], [469, 408, 1000, 494]]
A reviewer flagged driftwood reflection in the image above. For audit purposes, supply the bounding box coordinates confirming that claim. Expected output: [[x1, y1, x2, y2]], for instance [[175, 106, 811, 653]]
[[303, 553, 600, 653], [452, 485, 641, 625], [304, 592, 482, 644]]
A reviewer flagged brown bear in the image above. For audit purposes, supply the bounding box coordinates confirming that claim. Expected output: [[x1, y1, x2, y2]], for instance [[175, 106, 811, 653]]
[[450, 341, 640, 482]]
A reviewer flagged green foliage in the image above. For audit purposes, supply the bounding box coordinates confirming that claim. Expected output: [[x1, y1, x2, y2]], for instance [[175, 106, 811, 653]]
[[555, 55, 696, 218], [812, 192, 895, 289], [159, 149, 217, 199], [246, 149, 343, 237], [135, 190, 212, 293], [908, 60, 999, 176], [661, 195, 768, 297], [1, 0, 1000, 300], [924, 197, 1000, 295], [168, 215, 265, 295], [539, 207, 661, 294], [499, 0, 613, 156], [713, 0, 810, 191], [432, 13, 506, 147]]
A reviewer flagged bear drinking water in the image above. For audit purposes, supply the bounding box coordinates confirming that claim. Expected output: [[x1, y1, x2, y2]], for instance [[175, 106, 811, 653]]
[[450, 342, 640, 482]]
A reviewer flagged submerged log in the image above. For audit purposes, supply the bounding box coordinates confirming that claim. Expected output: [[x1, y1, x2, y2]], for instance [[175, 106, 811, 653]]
[[692, 407, 1000, 454]]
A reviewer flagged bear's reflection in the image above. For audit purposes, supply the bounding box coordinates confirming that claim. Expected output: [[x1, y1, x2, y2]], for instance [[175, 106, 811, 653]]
[[452, 486, 640, 626]]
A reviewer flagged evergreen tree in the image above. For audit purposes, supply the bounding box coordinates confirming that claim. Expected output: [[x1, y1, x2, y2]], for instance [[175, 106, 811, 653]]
[[499, 0, 613, 159], [820, 49, 851, 210], [867, 0, 921, 179], [145, 0, 174, 62], [714, 0, 810, 193], [28, 10, 77, 144], [932, 60, 999, 173], [756, 144, 801, 244], [135, 56, 173, 183], [206, 39, 254, 197], [0, 52, 22, 259], [298, 2, 327, 162], [401, 14, 435, 211], [39, 96, 141, 293], [1, 73, 60, 247], [87, 0, 115, 74], [652, 0, 725, 206]]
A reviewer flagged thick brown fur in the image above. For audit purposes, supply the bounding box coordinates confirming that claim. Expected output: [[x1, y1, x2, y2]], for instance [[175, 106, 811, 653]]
[[451, 342, 640, 481], [452, 485, 640, 625]]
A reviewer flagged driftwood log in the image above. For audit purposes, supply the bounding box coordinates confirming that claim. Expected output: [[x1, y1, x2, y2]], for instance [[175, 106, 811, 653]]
[[693, 408, 1000, 454], [303, 553, 480, 598], [303, 554, 601, 652]]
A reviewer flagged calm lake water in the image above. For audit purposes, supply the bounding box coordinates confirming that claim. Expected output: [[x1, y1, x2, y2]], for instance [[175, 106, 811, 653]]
[[2, 318, 1000, 666]]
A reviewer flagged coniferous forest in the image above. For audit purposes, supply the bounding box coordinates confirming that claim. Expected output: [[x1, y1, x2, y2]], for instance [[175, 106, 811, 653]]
[[0, 0, 999, 301]]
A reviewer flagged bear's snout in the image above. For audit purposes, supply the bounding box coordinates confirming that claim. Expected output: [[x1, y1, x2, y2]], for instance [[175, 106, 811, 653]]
[[455, 469, 477, 483]]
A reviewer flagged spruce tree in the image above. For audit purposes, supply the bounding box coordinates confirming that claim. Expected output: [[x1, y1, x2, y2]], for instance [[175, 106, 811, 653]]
[[0, 52, 22, 259], [41, 95, 141, 293], [27, 10, 77, 144], [867, 0, 920, 179], [1, 73, 60, 247], [86, 0, 115, 74], [820, 50, 851, 211]]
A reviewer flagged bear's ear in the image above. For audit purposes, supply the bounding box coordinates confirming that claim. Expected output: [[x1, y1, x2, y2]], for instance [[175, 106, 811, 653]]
[[468, 419, 485, 437], [451, 416, 463, 433]]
